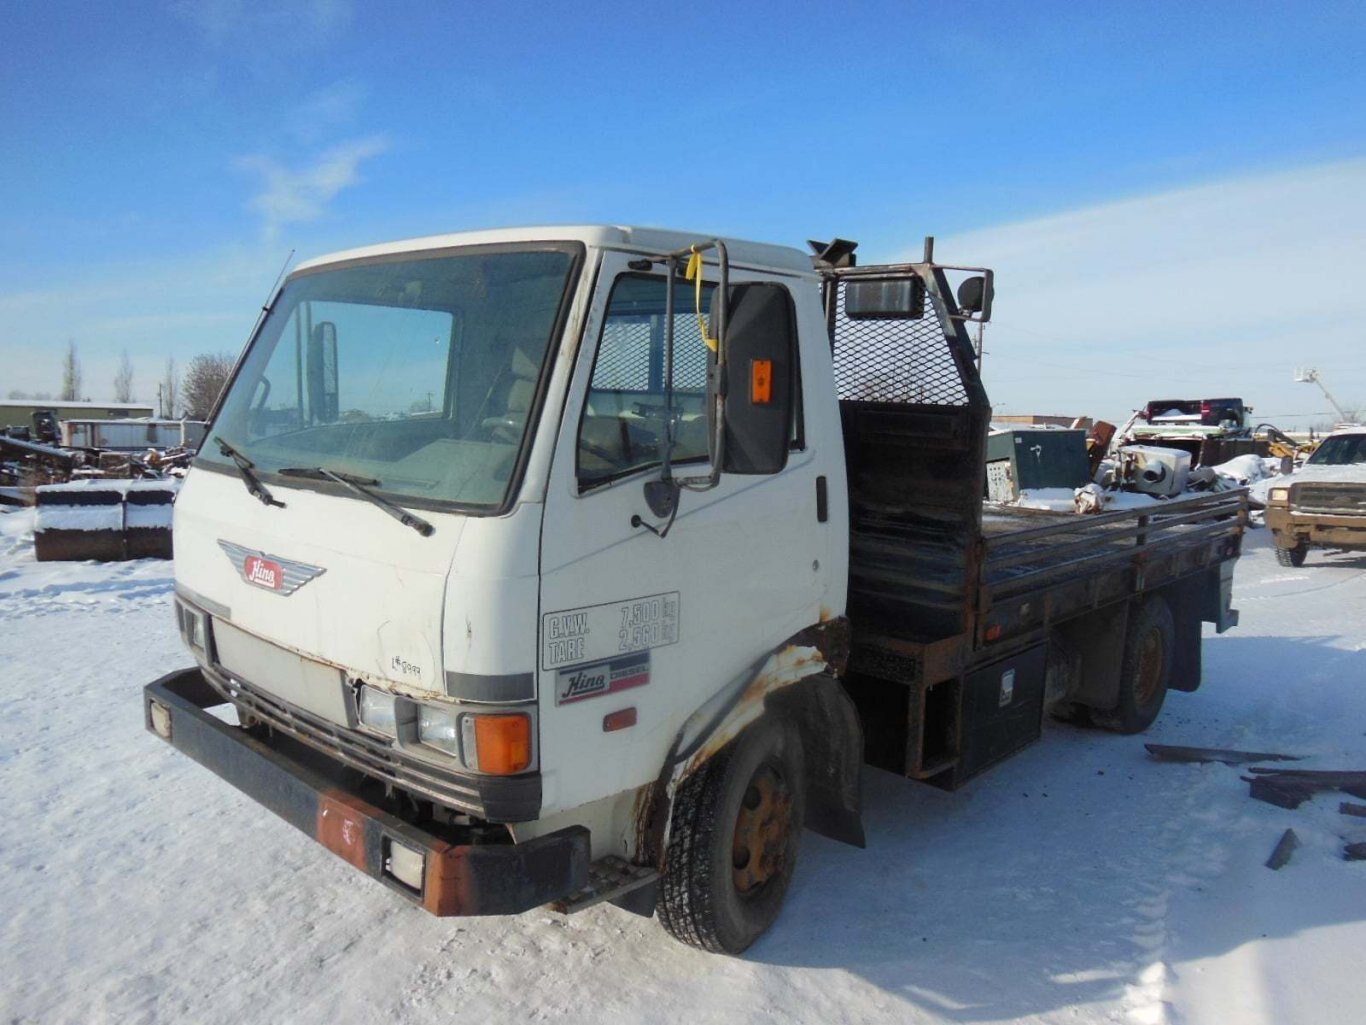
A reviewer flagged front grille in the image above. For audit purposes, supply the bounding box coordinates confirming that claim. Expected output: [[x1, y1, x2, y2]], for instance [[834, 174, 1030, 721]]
[[204, 668, 487, 815], [1293, 483, 1366, 516]]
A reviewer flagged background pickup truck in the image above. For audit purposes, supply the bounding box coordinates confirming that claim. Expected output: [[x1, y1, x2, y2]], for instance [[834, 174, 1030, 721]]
[[1265, 426, 1366, 566]]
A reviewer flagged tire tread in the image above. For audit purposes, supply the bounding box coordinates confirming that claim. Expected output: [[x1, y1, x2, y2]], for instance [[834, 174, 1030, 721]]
[[657, 744, 734, 952]]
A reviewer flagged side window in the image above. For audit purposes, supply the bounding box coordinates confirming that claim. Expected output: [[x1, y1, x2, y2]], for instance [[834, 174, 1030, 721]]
[[577, 275, 715, 488]]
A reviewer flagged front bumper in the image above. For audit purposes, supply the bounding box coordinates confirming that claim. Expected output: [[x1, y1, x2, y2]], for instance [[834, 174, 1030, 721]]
[[145, 668, 589, 917], [1266, 507, 1366, 549]]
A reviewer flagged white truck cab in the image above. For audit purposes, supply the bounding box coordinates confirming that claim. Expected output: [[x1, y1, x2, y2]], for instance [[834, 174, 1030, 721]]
[[157, 226, 857, 951]]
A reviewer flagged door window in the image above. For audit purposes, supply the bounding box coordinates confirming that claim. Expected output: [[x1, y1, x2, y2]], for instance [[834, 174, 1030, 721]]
[[577, 275, 715, 488]]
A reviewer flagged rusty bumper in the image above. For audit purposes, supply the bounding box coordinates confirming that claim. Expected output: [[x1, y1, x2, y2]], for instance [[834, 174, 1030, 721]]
[[144, 668, 589, 916]]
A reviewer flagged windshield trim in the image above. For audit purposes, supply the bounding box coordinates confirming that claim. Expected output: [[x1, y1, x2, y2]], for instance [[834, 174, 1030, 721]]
[[193, 240, 587, 518]]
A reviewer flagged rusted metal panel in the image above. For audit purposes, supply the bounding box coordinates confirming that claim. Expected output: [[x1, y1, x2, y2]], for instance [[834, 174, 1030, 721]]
[[1145, 744, 1302, 765], [977, 492, 1245, 650], [1266, 828, 1300, 870], [1245, 768, 1366, 808], [317, 791, 372, 871], [848, 630, 969, 688], [833, 263, 991, 648], [675, 643, 830, 781]]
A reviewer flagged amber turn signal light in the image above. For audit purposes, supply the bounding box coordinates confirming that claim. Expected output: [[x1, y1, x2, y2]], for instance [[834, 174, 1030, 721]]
[[750, 359, 773, 405], [472, 713, 532, 774]]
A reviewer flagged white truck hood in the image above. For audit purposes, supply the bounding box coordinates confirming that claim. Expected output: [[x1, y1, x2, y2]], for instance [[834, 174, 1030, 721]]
[[174, 466, 465, 696], [1280, 464, 1366, 485]]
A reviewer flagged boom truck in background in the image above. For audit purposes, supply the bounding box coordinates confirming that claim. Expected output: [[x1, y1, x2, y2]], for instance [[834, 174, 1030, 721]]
[[145, 226, 1246, 953]]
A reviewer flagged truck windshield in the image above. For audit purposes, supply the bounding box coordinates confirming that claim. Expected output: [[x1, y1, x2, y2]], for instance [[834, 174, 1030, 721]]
[[1307, 433, 1366, 465], [199, 247, 578, 510]]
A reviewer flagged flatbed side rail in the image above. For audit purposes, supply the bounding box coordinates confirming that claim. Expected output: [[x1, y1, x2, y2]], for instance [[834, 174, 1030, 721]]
[[978, 490, 1247, 633]]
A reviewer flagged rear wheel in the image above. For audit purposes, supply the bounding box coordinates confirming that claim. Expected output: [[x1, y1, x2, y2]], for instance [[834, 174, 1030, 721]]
[[1275, 542, 1307, 567], [1093, 596, 1174, 735], [658, 718, 805, 953]]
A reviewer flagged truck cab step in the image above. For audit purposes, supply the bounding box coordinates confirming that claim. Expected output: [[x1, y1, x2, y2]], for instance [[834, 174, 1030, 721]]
[[551, 856, 659, 916]]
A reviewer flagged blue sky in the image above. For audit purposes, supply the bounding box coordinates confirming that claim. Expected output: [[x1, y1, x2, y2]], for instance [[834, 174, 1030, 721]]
[[3, 0, 1365, 424]]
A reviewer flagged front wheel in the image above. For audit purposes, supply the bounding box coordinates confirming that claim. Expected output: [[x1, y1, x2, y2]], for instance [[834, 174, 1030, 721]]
[[1275, 542, 1307, 567], [1093, 596, 1174, 735], [658, 718, 805, 953]]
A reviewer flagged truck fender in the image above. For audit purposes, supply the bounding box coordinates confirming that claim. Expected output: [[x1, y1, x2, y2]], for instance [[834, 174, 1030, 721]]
[[637, 620, 864, 870]]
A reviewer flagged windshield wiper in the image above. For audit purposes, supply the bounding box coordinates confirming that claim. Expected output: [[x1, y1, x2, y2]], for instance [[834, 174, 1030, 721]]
[[214, 436, 284, 508], [278, 466, 434, 537]]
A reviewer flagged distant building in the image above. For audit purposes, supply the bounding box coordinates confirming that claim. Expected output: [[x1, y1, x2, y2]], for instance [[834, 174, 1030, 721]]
[[0, 400, 155, 429], [60, 418, 206, 452]]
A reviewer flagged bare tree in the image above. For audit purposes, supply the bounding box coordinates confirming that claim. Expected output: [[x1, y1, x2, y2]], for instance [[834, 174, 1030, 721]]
[[113, 350, 135, 403], [181, 353, 236, 419], [161, 358, 178, 418], [6, 389, 54, 400], [60, 340, 83, 401]]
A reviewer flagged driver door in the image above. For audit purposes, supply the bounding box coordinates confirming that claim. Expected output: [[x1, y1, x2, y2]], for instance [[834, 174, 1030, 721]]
[[535, 252, 827, 816]]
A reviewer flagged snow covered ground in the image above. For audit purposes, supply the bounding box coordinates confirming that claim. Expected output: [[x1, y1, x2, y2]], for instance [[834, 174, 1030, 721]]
[[2, 505, 1363, 1025]]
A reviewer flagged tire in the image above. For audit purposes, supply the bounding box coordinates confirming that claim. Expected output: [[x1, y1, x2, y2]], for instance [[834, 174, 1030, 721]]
[[1093, 596, 1174, 735], [657, 718, 805, 953], [1275, 542, 1307, 567]]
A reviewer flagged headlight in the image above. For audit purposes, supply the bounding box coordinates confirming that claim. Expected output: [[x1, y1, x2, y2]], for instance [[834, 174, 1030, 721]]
[[175, 599, 209, 654], [358, 687, 399, 737], [416, 704, 532, 773], [417, 704, 460, 755], [1269, 487, 1290, 503]]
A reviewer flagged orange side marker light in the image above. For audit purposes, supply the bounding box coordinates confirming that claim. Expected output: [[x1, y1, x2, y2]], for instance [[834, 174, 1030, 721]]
[[751, 359, 773, 405]]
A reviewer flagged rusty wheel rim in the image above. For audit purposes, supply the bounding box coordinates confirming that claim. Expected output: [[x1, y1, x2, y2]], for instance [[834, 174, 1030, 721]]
[[1133, 627, 1165, 708], [731, 763, 793, 896]]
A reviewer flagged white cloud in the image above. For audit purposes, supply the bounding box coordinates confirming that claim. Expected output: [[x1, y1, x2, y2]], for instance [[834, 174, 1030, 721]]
[[931, 158, 1366, 426], [287, 81, 368, 143], [236, 136, 389, 240], [169, 0, 353, 44]]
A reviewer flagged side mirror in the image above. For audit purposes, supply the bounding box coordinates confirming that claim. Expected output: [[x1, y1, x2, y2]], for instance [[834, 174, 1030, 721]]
[[306, 321, 339, 422], [956, 273, 993, 320], [713, 283, 796, 475]]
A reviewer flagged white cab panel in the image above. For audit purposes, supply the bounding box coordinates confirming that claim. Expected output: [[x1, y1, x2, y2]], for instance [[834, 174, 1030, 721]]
[[174, 468, 464, 696]]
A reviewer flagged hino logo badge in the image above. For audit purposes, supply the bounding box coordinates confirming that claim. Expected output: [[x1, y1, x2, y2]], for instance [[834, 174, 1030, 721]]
[[218, 540, 326, 596], [556, 651, 651, 705], [244, 554, 282, 590]]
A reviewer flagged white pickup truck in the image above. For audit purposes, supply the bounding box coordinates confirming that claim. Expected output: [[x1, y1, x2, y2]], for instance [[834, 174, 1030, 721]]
[[146, 226, 1244, 953], [1265, 426, 1366, 566]]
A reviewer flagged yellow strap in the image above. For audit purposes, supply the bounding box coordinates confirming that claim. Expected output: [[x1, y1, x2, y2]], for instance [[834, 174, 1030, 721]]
[[686, 247, 719, 352]]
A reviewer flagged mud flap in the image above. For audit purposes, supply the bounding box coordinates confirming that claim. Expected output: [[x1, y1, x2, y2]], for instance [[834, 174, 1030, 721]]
[[768, 675, 866, 848]]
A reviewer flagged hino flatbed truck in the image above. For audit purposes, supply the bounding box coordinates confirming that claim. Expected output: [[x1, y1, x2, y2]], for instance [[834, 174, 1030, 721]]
[[145, 226, 1245, 953]]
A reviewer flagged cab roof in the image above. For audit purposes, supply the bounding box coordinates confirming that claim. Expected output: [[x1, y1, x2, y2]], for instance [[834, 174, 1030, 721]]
[[292, 225, 817, 278]]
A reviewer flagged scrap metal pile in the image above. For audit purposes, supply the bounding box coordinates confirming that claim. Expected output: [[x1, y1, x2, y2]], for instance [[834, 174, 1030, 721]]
[[2, 410, 191, 561], [985, 398, 1306, 515], [1, 414, 193, 502]]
